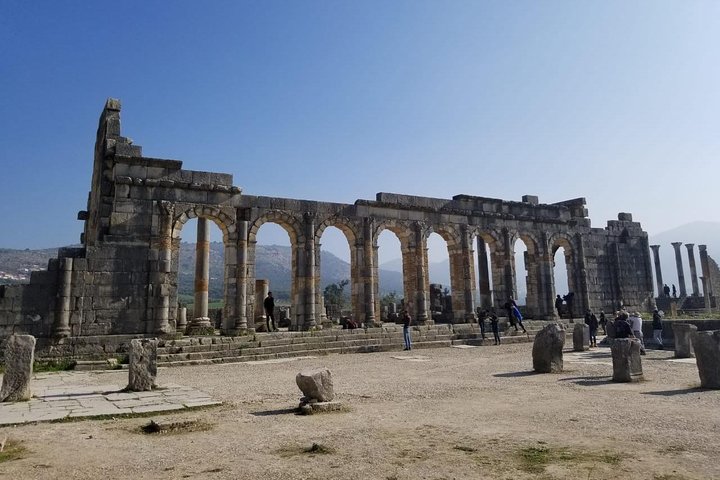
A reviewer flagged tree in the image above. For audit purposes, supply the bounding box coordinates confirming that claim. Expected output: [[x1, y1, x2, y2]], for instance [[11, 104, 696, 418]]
[[323, 279, 350, 310]]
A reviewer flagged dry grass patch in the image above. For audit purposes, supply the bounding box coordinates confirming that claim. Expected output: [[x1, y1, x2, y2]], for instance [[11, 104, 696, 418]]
[[276, 442, 335, 457], [0, 439, 27, 463], [139, 419, 213, 435], [516, 444, 621, 474]]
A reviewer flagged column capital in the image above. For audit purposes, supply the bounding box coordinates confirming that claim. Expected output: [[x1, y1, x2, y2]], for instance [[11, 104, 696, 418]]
[[685, 243, 695, 249], [699, 244, 707, 252], [650, 244, 660, 251], [671, 242, 683, 249]]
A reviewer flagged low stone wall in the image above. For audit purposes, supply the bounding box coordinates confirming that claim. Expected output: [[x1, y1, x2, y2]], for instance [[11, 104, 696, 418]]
[[641, 318, 720, 344]]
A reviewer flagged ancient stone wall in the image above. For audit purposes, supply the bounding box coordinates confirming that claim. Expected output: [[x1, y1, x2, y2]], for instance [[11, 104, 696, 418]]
[[0, 99, 658, 344]]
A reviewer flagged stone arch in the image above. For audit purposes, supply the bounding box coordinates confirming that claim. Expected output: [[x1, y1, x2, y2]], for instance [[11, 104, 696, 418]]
[[248, 210, 303, 245], [373, 219, 413, 245], [508, 230, 542, 315], [169, 204, 238, 335], [313, 216, 361, 325], [549, 232, 580, 317], [426, 224, 463, 322], [171, 204, 236, 241], [372, 220, 416, 317], [471, 229, 501, 310]]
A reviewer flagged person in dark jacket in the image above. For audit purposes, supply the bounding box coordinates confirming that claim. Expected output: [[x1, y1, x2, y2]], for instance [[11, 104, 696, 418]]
[[476, 308, 487, 340], [584, 309, 599, 347], [555, 295, 564, 318], [613, 311, 633, 339], [511, 304, 527, 334], [652, 309, 664, 349], [264, 292, 277, 332], [599, 310, 607, 335], [489, 313, 501, 345]]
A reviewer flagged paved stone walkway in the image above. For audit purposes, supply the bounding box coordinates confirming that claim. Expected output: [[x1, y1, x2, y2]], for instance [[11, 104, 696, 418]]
[[0, 373, 220, 426]]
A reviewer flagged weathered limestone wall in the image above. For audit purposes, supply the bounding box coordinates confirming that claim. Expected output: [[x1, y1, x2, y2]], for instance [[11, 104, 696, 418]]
[[0, 98, 658, 348]]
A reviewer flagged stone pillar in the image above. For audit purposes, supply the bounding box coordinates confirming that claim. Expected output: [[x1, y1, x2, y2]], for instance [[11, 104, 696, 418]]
[[701, 277, 711, 314], [363, 218, 377, 326], [476, 237, 492, 309], [236, 219, 249, 333], [53, 257, 73, 338], [302, 213, 317, 330], [671, 242, 687, 297], [699, 245, 713, 299], [650, 245, 664, 296], [611, 338, 643, 382], [691, 330, 720, 389], [255, 279, 269, 329], [573, 323, 590, 351], [0, 334, 36, 402], [502, 228, 516, 302], [177, 307, 187, 334], [188, 218, 212, 333], [154, 201, 174, 334], [414, 223, 430, 324], [673, 323, 697, 358], [538, 232, 556, 320], [686, 244, 700, 296], [127, 339, 158, 392], [459, 226, 477, 322]]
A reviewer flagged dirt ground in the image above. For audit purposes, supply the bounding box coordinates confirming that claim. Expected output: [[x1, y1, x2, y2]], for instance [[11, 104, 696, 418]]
[[1, 341, 719, 480]]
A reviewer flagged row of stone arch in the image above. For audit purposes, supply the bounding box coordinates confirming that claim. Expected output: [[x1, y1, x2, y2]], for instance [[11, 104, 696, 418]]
[[161, 205, 586, 334]]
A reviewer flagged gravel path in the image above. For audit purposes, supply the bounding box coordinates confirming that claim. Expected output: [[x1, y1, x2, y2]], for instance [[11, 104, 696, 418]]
[[1, 342, 718, 479]]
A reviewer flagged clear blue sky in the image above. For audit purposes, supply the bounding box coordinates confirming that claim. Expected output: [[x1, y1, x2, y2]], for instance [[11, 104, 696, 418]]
[[1, 1, 718, 264]]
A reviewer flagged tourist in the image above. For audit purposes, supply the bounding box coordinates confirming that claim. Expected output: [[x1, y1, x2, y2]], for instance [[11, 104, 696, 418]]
[[563, 292, 575, 319], [489, 313, 501, 345], [613, 311, 633, 339], [402, 310, 412, 351], [599, 310, 607, 335], [504, 300, 516, 329], [555, 295, 564, 318], [629, 311, 646, 355], [264, 292, 277, 332], [511, 304, 527, 334], [663, 284, 671, 297], [652, 309, 664, 349], [476, 308, 487, 340], [584, 309, 599, 347], [672, 284, 677, 298]]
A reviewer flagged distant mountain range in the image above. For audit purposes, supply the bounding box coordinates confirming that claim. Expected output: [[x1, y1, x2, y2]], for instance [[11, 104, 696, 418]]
[[2, 221, 717, 301]]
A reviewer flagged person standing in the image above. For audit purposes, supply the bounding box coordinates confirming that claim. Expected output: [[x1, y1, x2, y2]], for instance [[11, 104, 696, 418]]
[[652, 309, 664, 349], [555, 295, 564, 318], [402, 310, 412, 351], [264, 292, 277, 332], [584, 309, 599, 347], [489, 313, 501, 345], [629, 311, 646, 355], [599, 310, 607, 335], [476, 308, 487, 340], [663, 284, 671, 297]]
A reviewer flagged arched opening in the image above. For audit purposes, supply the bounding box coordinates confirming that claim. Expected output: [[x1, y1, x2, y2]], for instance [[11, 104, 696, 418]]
[[318, 225, 353, 326], [474, 233, 495, 311], [513, 238, 529, 306], [427, 232, 452, 323], [376, 228, 404, 323], [552, 238, 576, 319], [172, 214, 228, 334], [254, 222, 293, 331]]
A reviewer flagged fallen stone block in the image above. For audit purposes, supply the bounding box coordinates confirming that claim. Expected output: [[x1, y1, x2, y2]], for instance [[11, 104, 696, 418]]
[[532, 323, 565, 373], [296, 367, 334, 402], [0, 334, 36, 402], [673, 323, 697, 358], [299, 400, 345, 415], [611, 338, 643, 382], [691, 330, 720, 389], [573, 323, 590, 351], [127, 338, 158, 391]]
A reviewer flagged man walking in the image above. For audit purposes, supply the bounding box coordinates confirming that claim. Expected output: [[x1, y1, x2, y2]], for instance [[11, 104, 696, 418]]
[[652, 309, 664, 349], [584, 309, 599, 347], [264, 292, 277, 332], [489, 312, 501, 345], [629, 311, 646, 355]]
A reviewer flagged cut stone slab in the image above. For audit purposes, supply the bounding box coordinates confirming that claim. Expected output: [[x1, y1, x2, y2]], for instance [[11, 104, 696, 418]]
[[573, 323, 590, 351], [691, 330, 720, 389], [673, 323, 697, 358], [532, 323, 565, 373], [0, 334, 36, 402], [296, 367, 334, 402], [611, 338, 643, 382], [127, 338, 158, 392]]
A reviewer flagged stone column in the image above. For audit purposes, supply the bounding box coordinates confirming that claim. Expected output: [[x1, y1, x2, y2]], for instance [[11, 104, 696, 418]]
[[671, 242, 687, 297], [538, 232, 556, 320], [476, 237, 492, 309], [154, 201, 174, 334], [650, 245, 664, 296], [459, 226, 477, 322], [414, 223, 430, 324], [502, 229, 516, 302], [53, 257, 73, 338], [699, 245, 713, 297], [255, 279, 269, 329], [189, 217, 212, 332], [235, 219, 249, 333], [302, 213, 317, 330], [177, 307, 187, 333], [701, 277, 711, 314], [686, 244, 700, 296], [363, 218, 377, 326]]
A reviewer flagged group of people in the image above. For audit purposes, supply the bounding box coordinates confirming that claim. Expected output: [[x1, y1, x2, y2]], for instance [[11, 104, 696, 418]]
[[554, 292, 576, 318], [611, 308, 664, 354]]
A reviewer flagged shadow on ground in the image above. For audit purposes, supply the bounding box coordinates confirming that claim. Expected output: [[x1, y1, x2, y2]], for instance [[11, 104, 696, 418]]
[[558, 376, 614, 386], [642, 387, 704, 397], [250, 407, 299, 417], [493, 371, 537, 378]]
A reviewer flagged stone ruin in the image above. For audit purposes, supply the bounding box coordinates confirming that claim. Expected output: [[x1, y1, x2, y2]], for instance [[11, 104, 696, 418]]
[[0, 99, 662, 356]]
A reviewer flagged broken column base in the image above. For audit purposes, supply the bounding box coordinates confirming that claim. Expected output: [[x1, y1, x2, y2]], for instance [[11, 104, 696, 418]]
[[298, 397, 345, 415], [186, 317, 214, 335]]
